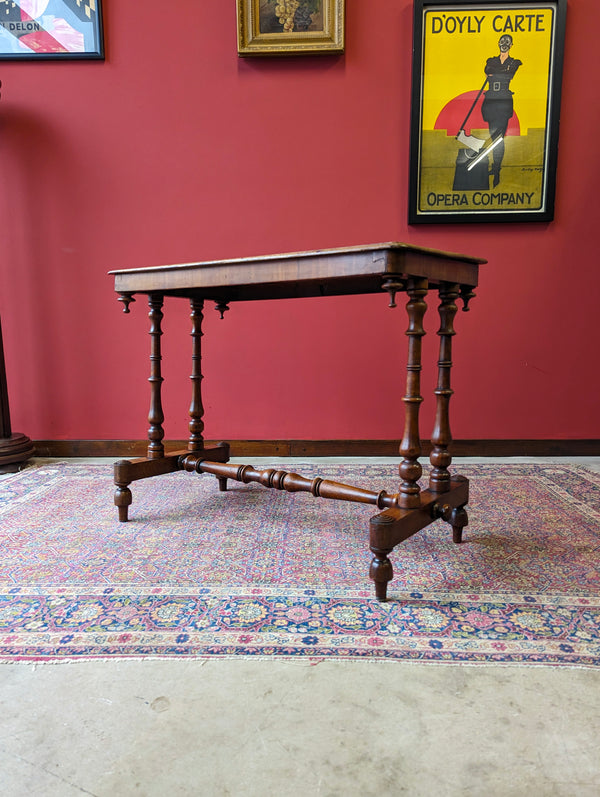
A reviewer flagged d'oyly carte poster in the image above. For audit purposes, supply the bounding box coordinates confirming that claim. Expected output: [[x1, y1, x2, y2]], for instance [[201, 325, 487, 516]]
[[412, 3, 563, 221]]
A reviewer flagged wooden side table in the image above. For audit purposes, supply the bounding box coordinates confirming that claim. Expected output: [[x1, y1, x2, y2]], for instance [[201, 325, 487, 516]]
[[110, 243, 484, 601]]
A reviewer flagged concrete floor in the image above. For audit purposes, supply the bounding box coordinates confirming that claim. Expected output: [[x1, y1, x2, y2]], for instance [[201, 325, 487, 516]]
[[1, 659, 600, 796], [1, 458, 599, 796]]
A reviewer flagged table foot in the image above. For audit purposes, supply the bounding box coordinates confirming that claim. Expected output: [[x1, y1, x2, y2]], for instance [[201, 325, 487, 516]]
[[369, 477, 469, 599], [450, 504, 468, 543], [369, 541, 395, 602], [114, 480, 133, 522], [113, 443, 230, 521]]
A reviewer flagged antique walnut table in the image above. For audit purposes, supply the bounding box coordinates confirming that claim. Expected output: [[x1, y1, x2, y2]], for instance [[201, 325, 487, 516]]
[[110, 243, 484, 601]]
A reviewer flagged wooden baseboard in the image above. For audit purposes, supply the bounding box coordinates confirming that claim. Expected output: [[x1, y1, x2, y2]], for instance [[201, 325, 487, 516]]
[[31, 439, 600, 459]]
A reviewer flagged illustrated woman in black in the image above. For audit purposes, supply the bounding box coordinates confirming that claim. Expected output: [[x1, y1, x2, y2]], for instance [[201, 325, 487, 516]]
[[481, 34, 522, 186]]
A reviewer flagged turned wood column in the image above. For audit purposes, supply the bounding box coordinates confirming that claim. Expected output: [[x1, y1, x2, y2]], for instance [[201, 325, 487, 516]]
[[188, 298, 205, 451], [147, 293, 165, 459], [429, 282, 460, 493], [398, 277, 428, 509]]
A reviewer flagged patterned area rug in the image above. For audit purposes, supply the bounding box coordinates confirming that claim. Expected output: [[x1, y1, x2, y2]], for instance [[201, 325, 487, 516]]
[[1, 461, 599, 665]]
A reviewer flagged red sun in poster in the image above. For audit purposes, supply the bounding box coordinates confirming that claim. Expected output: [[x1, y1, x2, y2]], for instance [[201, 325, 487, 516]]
[[435, 91, 521, 137]]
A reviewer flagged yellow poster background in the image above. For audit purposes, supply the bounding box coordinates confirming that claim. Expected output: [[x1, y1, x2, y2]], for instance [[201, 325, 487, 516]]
[[417, 4, 556, 215]]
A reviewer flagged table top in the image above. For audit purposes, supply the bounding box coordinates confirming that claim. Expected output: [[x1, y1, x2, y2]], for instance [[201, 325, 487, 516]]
[[110, 242, 485, 303]]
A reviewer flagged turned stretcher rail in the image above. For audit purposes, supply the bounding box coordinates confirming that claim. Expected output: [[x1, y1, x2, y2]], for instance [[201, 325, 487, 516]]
[[179, 454, 399, 510]]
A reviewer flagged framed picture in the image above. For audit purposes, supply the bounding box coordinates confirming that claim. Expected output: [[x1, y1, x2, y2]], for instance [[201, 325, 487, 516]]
[[0, 0, 104, 60], [237, 0, 344, 56], [408, 0, 566, 223]]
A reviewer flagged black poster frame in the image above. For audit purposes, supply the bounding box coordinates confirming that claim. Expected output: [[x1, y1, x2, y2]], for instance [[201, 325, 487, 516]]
[[0, 0, 104, 60], [408, 0, 567, 224]]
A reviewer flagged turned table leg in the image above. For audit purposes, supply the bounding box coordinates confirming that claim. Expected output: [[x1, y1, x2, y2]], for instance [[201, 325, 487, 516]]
[[450, 505, 469, 543], [369, 278, 428, 601], [113, 293, 231, 522], [147, 293, 166, 460], [188, 298, 205, 452], [369, 528, 395, 602], [113, 293, 166, 521], [398, 277, 428, 509], [368, 277, 475, 601], [188, 298, 228, 492], [429, 282, 459, 494], [114, 468, 132, 522], [429, 282, 469, 543]]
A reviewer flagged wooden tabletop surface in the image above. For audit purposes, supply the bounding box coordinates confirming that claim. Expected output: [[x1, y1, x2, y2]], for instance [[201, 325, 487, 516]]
[[111, 242, 485, 303]]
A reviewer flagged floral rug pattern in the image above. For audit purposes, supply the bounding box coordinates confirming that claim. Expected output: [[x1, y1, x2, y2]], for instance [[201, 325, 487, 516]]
[[1, 461, 599, 665]]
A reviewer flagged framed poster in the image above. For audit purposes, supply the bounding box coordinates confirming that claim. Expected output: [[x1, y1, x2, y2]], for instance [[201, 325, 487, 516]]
[[408, 0, 566, 223], [0, 0, 104, 59], [237, 0, 344, 56]]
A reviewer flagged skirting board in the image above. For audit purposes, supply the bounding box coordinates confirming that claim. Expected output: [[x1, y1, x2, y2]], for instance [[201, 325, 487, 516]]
[[31, 439, 600, 458]]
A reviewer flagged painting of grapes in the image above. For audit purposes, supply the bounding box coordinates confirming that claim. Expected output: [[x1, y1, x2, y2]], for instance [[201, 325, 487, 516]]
[[259, 0, 324, 34], [237, 0, 344, 55]]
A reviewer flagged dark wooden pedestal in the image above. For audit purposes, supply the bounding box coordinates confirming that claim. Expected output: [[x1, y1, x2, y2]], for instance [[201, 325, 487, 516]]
[[0, 316, 34, 473], [110, 243, 484, 600]]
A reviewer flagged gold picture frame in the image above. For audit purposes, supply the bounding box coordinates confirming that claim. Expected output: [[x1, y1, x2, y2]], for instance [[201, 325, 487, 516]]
[[237, 0, 345, 56]]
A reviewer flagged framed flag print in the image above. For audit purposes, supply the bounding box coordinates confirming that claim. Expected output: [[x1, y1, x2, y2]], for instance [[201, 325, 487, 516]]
[[408, 0, 566, 223], [0, 0, 104, 59]]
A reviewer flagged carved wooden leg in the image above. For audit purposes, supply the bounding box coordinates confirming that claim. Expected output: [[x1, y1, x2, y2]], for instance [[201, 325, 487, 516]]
[[188, 299, 205, 451], [398, 278, 428, 509], [369, 518, 395, 603], [188, 299, 229, 491], [450, 505, 469, 543], [147, 294, 165, 460], [114, 460, 133, 522], [429, 283, 460, 494], [369, 550, 394, 601], [114, 455, 197, 522], [113, 293, 231, 522], [113, 295, 165, 522]]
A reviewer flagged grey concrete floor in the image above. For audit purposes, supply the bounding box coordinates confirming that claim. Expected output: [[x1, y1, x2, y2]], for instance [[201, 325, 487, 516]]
[[1, 659, 600, 796], [1, 458, 599, 796]]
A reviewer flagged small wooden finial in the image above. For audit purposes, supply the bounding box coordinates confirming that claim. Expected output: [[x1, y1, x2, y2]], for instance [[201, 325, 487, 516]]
[[381, 277, 406, 308], [117, 293, 136, 313], [460, 286, 476, 311], [214, 301, 230, 320]]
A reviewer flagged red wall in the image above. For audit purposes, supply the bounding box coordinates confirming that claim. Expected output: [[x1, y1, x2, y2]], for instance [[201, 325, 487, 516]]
[[0, 1, 598, 443]]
